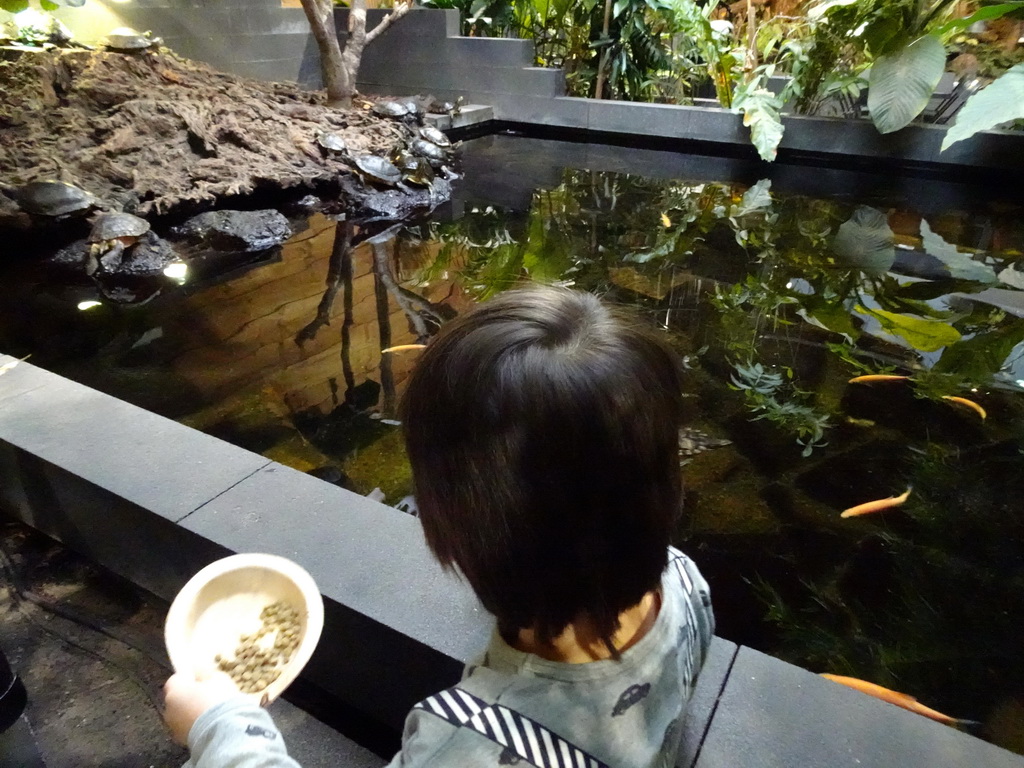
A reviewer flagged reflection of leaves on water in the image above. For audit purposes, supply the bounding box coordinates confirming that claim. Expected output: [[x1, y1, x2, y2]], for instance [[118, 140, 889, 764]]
[[832, 205, 895, 276], [921, 220, 999, 285], [855, 305, 962, 353]]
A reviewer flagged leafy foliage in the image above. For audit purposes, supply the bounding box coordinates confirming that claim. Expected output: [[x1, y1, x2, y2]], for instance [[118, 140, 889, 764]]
[[867, 33, 946, 134], [731, 72, 785, 161], [0, 0, 83, 12], [942, 62, 1024, 150]]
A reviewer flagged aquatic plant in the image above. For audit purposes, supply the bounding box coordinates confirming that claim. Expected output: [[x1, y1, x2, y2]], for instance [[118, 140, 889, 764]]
[[729, 359, 831, 456]]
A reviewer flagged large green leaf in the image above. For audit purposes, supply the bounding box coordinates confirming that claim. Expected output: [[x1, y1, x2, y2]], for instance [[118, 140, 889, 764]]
[[936, 2, 1024, 36], [867, 34, 946, 134], [732, 86, 785, 162], [920, 220, 998, 284], [856, 305, 962, 352], [942, 64, 1024, 151], [832, 206, 894, 275], [0, 0, 30, 11]]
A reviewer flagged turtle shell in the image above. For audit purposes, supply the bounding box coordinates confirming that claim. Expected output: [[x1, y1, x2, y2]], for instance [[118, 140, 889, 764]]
[[371, 101, 411, 119], [10, 180, 97, 217], [353, 155, 402, 186], [427, 99, 455, 114], [401, 157, 435, 187], [418, 126, 451, 148], [317, 131, 347, 153], [400, 99, 425, 118], [88, 212, 150, 243], [105, 28, 154, 50], [410, 139, 446, 162]]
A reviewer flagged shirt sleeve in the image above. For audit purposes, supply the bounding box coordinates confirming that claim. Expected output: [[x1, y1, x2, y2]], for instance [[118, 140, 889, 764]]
[[185, 697, 302, 768]]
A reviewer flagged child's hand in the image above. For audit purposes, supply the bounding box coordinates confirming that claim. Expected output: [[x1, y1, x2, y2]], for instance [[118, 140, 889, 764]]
[[163, 671, 242, 745]]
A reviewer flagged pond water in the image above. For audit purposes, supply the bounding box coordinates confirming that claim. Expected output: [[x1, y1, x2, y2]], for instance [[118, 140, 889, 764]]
[[2, 134, 1024, 753]]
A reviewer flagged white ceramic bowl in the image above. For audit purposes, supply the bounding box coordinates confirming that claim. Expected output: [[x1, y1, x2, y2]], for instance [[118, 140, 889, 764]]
[[165, 553, 325, 703]]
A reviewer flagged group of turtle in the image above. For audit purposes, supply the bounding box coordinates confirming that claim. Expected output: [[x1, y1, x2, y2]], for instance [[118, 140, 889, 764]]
[[2, 180, 168, 275], [319, 97, 460, 192]]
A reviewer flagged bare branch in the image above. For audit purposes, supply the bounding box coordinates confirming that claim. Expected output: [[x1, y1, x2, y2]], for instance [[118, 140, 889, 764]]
[[366, 2, 412, 46]]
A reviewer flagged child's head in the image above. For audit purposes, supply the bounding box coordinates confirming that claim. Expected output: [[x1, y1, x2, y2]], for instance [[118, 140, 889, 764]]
[[401, 285, 684, 650]]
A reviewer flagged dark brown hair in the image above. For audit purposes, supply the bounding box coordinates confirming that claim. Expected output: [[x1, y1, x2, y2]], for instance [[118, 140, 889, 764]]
[[400, 285, 684, 653]]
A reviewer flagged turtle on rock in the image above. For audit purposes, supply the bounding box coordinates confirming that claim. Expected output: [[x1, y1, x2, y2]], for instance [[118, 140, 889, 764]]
[[317, 131, 347, 155], [418, 125, 451, 148], [390, 149, 435, 188], [351, 155, 403, 188], [2, 180, 99, 218], [104, 28, 162, 53], [371, 100, 412, 120], [409, 138, 447, 168], [88, 212, 150, 272]]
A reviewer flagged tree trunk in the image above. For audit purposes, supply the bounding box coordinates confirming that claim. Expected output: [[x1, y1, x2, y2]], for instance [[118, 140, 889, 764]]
[[593, 0, 614, 100], [300, 0, 411, 110]]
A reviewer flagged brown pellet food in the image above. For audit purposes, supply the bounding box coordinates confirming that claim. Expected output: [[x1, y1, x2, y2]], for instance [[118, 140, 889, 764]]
[[216, 599, 302, 694]]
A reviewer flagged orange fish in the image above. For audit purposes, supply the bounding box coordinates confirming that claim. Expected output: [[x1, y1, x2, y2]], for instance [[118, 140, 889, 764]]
[[840, 488, 912, 518], [820, 674, 971, 727], [848, 374, 910, 384], [660, 212, 672, 228], [942, 396, 986, 420], [381, 344, 427, 354]]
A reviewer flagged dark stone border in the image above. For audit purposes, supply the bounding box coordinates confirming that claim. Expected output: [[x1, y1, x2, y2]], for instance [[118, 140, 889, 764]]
[[1, 356, 1020, 767]]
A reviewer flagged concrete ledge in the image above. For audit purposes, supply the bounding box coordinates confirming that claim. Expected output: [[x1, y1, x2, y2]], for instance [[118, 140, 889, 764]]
[[696, 647, 1024, 768]]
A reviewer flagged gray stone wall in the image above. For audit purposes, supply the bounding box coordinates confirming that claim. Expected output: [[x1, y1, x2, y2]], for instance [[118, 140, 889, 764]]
[[6, 0, 320, 85]]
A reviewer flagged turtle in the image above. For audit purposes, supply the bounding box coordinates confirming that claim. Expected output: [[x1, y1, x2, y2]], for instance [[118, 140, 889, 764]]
[[352, 155, 402, 187], [390, 150, 435, 187], [427, 96, 463, 116], [400, 98, 426, 121], [88, 212, 150, 272], [104, 27, 162, 52], [316, 131, 347, 155], [409, 138, 447, 166], [371, 100, 412, 120], [2, 180, 99, 217], [418, 125, 451, 148]]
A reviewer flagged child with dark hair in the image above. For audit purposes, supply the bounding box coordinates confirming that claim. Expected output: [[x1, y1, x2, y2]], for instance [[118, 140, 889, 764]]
[[163, 285, 714, 768]]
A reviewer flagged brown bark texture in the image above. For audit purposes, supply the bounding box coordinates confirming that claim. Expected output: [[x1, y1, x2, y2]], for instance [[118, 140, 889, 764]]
[[0, 48, 409, 217]]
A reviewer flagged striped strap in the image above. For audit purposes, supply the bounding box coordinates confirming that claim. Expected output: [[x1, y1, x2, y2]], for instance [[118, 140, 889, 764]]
[[415, 687, 610, 768]]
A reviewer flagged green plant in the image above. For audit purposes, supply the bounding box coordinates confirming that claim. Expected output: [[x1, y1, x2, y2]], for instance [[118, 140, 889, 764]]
[[662, 0, 741, 106], [728, 359, 831, 456], [807, 0, 1024, 134], [942, 61, 1024, 149], [0, 0, 83, 11]]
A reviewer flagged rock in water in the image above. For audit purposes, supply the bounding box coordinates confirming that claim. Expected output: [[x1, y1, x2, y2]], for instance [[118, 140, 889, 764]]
[[47, 238, 91, 272], [46, 230, 178, 277], [116, 231, 178, 276], [339, 176, 451, 222], [173, 209, 292, 252]]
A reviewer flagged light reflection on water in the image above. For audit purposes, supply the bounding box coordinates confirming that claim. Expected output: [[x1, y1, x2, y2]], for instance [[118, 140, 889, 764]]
[[2, 135, 1023, 753]]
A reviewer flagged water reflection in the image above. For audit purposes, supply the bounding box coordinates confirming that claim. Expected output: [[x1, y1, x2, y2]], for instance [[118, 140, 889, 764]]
[[2, 137, 1023, 753]]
